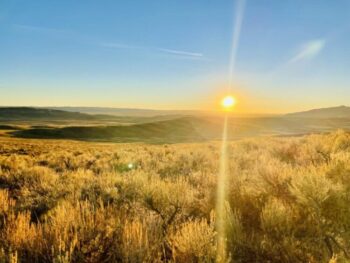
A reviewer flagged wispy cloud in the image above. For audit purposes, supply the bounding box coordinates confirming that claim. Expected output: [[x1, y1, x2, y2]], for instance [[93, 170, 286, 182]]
[[260, 38, 327, 79], [157, 48, 203, 58], [100, 42, 204, 60], [288, 39, 326, 64], [13, 24, 205, 61]]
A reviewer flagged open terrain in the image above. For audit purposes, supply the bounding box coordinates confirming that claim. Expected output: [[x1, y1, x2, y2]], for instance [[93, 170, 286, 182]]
[[0, 106, 349, 262], [0, 131, 349, 262], [1, 106, 350, 143]]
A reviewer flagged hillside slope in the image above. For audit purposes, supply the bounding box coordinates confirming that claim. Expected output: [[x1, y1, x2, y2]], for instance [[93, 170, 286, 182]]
[[0, 107, 184, 125], [13, 117, 208, 143], [46, 106, 199, 117], [285, 105, 350, 118], [0, 107, 105, 121], [12, 115, 350, 143]]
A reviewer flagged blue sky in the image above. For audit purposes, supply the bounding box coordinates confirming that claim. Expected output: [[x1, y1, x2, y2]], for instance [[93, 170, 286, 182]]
[[0, 0, 350, 113]]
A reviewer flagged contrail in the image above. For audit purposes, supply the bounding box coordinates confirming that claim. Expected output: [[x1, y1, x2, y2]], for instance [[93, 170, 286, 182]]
[[216, 1, 246, 262]]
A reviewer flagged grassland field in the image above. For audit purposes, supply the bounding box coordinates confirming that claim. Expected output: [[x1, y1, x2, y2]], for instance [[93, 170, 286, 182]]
[[0, 129, 349, 262]]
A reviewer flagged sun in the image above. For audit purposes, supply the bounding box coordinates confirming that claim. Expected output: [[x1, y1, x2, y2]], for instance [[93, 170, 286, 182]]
[[221, 95, 236, 109]]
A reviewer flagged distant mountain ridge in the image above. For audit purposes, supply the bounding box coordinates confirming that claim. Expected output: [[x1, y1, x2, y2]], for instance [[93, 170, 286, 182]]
[[285, 106, 350, 118], [0, 107, 97, 120], [46, 107, 199, 117], [1, 106, 350, 120], [2, 106, 350, 143], [0, 107, 187, 124]]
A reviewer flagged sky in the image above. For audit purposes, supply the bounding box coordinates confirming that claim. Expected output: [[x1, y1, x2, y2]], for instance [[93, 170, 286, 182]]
[[0, 0, 350, 113]]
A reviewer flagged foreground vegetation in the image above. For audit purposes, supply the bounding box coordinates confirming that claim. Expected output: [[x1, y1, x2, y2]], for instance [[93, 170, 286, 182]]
[[0, 131, 350, 262]]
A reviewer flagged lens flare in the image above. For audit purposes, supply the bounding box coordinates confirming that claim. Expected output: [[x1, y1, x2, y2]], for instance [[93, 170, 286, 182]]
[[216, 114, 229, 262], [216, 0, 246, 261]]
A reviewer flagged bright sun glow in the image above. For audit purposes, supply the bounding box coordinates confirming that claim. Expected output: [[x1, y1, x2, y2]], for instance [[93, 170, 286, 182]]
[[221, 95, 236, 109]]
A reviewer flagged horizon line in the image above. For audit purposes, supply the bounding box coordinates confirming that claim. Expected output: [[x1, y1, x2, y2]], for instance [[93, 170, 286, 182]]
[[0, 104, 348, 116]]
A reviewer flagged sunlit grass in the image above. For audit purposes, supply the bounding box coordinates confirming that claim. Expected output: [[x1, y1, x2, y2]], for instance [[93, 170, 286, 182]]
[[0, 131, 349, 262]]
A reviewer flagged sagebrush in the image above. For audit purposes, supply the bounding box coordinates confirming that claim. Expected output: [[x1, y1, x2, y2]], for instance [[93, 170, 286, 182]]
[[0, 130, 350, 262]]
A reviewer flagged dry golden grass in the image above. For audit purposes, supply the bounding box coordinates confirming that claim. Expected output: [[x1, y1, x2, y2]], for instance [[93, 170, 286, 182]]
[[0, 131, 349, 262]]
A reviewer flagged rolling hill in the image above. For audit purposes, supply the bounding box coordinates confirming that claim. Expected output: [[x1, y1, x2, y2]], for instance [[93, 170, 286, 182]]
[[2, 106, 350, 143], [0, 107, 183, 125], [12, 115, 350, 143], [46, 106, 200, 117], [0, 107, 108, 121], [12, 117, 207, 143], [285, 105, 350, 118]]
